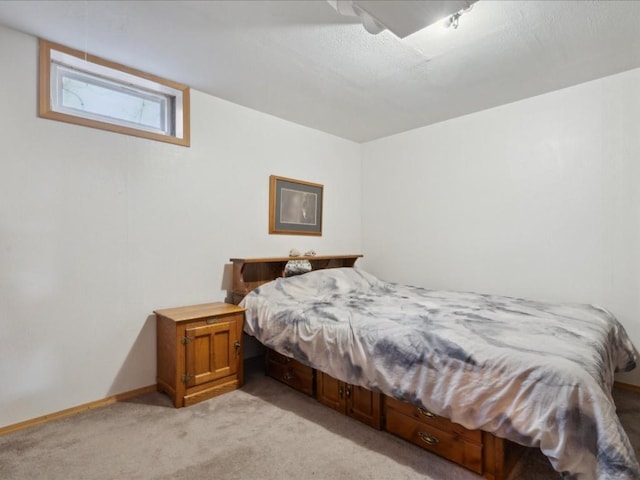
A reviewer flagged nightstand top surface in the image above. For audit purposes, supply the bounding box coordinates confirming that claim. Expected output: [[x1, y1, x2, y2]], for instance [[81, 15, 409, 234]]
[[154, 302, 245, 322]]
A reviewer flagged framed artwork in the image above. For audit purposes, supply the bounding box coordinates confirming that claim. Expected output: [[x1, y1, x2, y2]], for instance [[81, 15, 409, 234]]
[[269, 175, 323, 236]]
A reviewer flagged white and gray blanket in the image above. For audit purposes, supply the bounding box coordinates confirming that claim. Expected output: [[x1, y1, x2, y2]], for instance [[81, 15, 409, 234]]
[[240, 268, 639, 480]]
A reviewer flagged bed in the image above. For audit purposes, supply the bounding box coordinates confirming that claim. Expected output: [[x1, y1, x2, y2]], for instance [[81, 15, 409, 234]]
[[229, 255, 639, 480]]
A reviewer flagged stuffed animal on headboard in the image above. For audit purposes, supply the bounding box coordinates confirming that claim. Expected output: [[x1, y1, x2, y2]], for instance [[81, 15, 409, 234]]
[[284, 259, 313, 277]]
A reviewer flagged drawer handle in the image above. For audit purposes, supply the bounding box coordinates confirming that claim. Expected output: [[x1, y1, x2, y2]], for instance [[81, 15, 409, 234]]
[[283, 372, 294, 381], [418, 407, 435, 418], [418, 432, 439, 445], [206, 318, 217, 324]]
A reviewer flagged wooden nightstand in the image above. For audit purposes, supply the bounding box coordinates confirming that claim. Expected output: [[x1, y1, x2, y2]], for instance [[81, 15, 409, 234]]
[[155, 302, 245, 407]]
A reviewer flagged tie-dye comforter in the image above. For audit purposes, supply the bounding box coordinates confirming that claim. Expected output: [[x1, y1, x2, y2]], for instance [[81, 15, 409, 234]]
[[240, 267, 639, 480]]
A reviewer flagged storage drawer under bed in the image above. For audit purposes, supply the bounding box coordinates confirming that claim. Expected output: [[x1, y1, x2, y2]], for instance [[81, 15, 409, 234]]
[[384, 397, 483, 474], [265, 348, 315, 396]]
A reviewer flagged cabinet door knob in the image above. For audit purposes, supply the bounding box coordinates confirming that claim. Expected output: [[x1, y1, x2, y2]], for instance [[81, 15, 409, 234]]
[[234, 341, 241, 351]]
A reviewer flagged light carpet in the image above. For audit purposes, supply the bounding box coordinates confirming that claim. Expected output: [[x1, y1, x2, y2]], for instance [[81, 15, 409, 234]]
[[1, 360, 638, 480]]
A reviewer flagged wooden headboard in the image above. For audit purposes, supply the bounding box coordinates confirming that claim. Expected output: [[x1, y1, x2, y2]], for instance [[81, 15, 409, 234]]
[[227, 254, 362, 305]]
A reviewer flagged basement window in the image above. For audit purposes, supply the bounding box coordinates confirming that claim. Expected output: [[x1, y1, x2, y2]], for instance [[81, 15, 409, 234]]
[[39, 39, 190, 147]]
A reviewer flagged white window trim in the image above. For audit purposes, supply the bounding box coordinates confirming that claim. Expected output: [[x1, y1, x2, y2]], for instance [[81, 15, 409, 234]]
[[39, 39, 190, 147]]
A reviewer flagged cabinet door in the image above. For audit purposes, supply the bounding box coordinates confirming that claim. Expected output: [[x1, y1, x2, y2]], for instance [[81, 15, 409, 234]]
[[347, 385, 382, 429], [185, 319, 239, 387], [316, 371, 346, 413]]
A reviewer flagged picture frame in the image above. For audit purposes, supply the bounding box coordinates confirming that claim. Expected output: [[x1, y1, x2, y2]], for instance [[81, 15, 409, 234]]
[[269, 175, 323, 236]]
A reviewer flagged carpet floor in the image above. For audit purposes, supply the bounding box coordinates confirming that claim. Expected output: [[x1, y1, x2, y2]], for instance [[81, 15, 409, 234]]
[[1, 360, 638, 480]]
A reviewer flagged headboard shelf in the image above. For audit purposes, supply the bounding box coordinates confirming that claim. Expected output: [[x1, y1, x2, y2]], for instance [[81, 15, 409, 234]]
[[228, 254, 362, 304]]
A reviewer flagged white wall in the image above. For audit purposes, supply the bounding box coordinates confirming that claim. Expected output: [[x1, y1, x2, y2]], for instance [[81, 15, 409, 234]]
[[0, 25, 362, 428], [362, 67, 640, 385]]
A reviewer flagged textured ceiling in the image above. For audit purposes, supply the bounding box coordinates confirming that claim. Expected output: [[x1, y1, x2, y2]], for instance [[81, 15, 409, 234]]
[[0, 0, 639, 142]]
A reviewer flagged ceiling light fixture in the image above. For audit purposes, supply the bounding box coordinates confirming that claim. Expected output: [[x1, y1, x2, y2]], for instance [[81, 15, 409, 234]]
[[444, 3, 474, 29], [445, 12, 462, 29], [328, 0, 478, 39]]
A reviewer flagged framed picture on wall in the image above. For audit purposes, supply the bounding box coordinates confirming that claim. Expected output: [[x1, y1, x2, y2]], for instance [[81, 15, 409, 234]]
[[269, 175, 323, 236]]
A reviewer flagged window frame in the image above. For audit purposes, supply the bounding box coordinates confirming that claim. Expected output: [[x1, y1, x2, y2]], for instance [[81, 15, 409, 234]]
[[38, 39, 190, 147]]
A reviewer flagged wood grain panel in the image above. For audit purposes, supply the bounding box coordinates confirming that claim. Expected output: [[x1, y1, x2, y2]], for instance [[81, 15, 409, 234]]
[[385, 408, 483, 474]]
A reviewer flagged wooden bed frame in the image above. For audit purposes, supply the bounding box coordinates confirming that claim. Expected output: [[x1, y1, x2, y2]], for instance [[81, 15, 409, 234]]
[[228, 254, 526, 480]]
